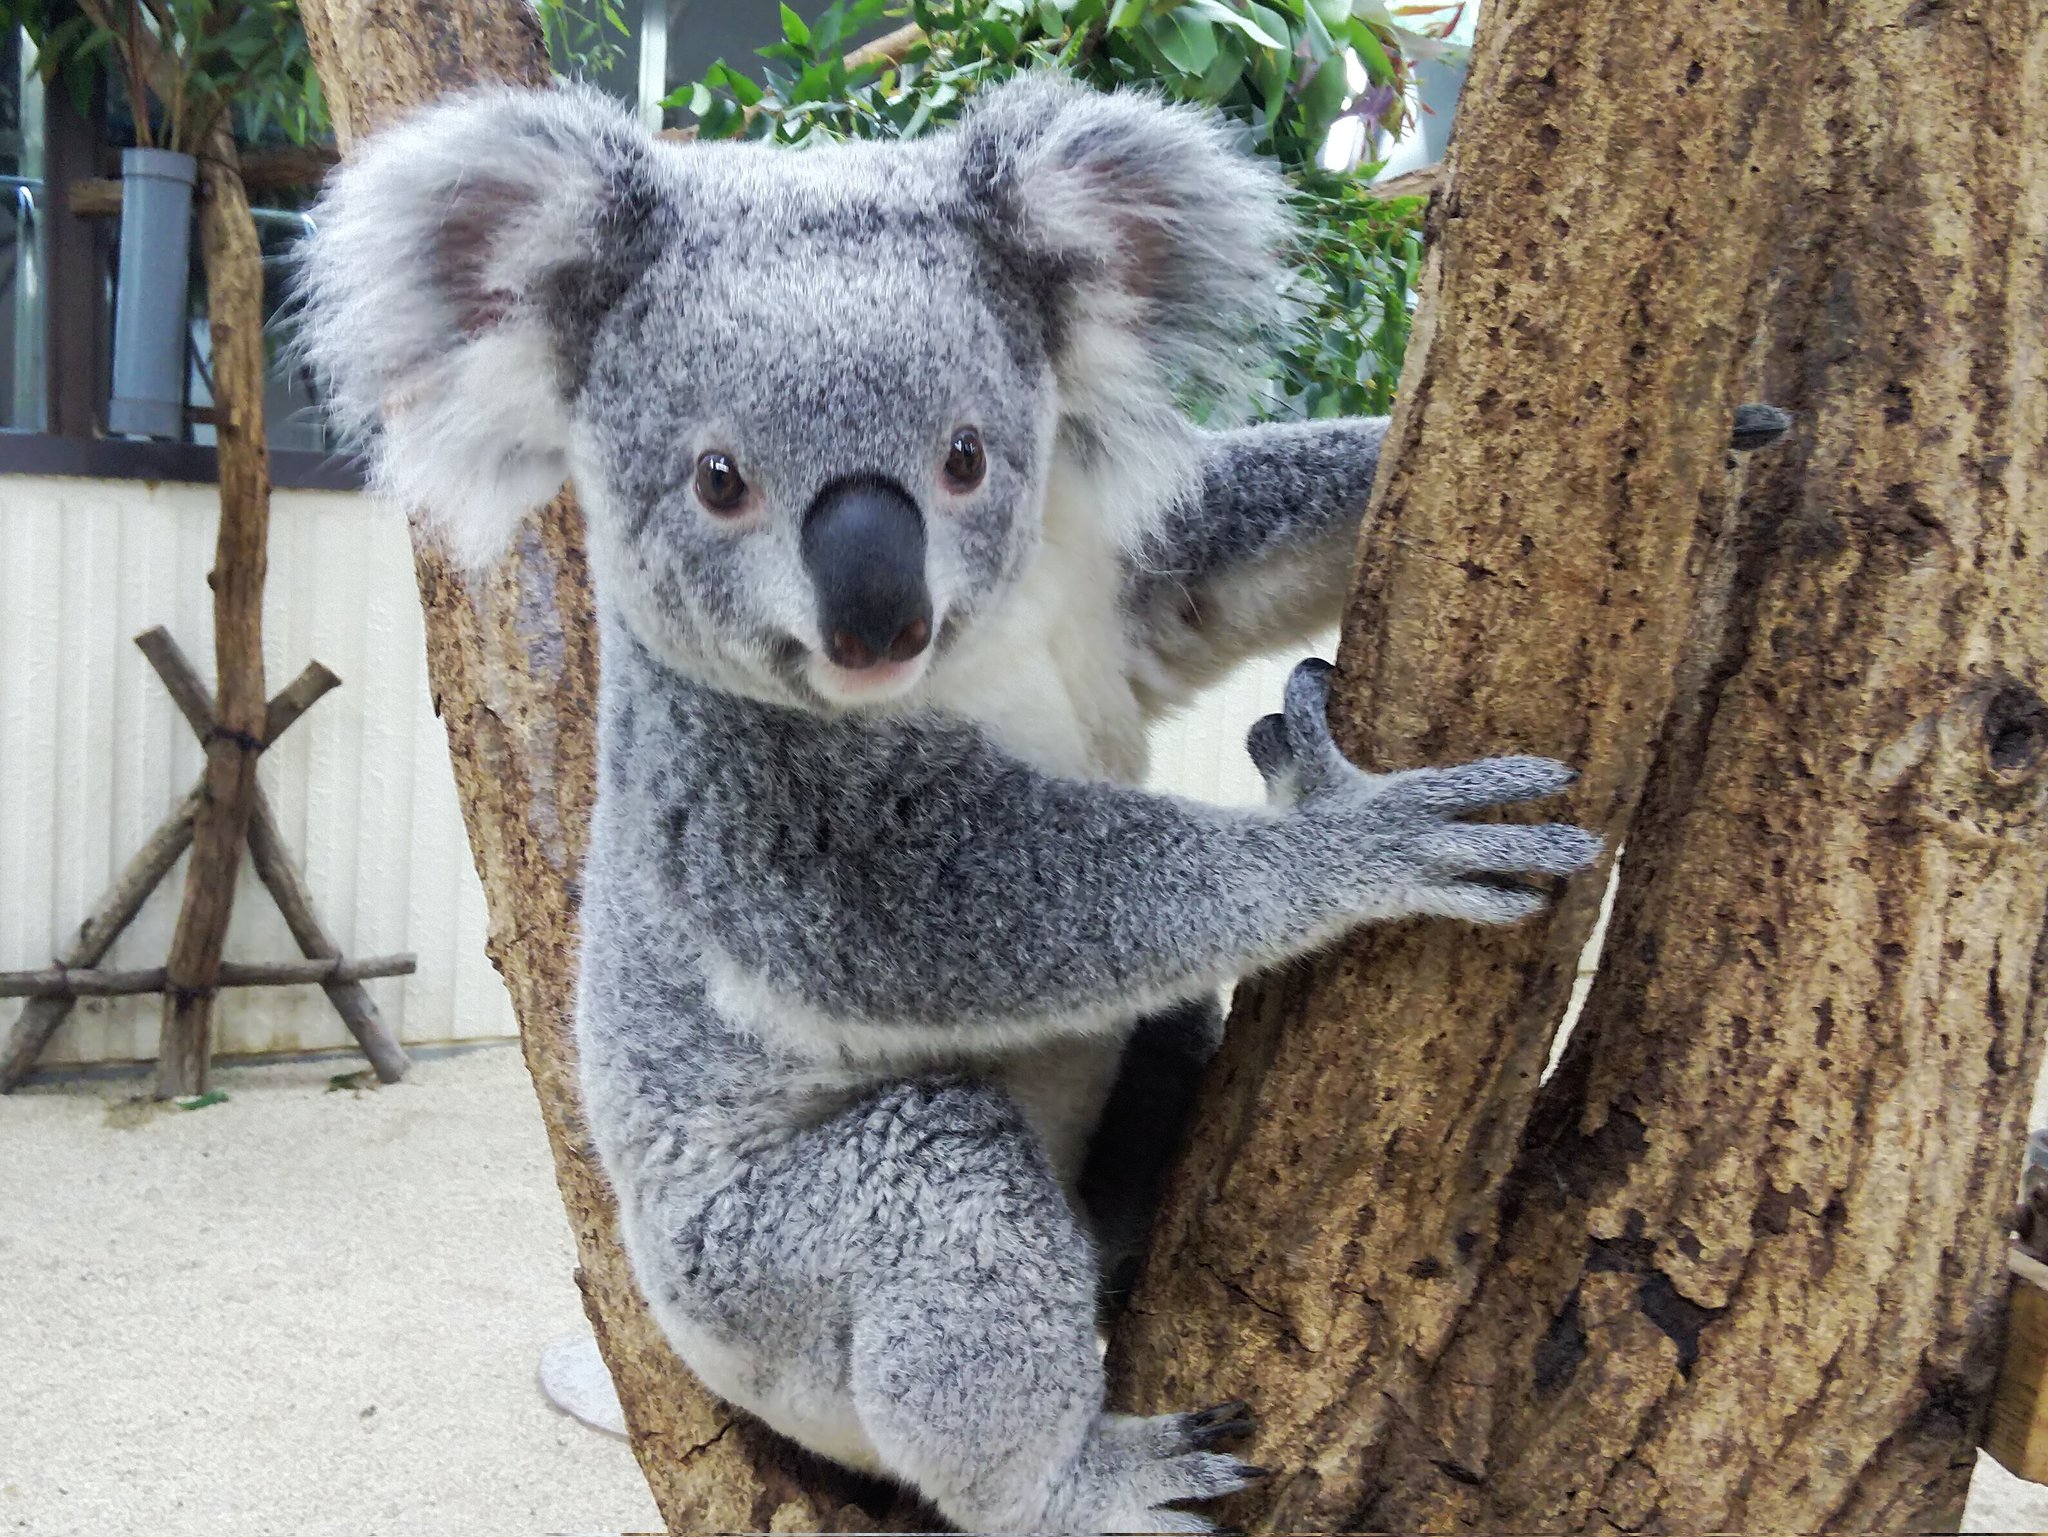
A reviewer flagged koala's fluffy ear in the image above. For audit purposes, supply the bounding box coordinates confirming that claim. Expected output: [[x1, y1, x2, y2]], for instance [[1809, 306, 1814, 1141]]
[[958, 73, 1292, 436], [297, 85, 666, 569]]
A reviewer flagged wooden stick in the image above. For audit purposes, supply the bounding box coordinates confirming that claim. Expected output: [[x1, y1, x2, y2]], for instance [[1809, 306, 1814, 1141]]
[[138, 629, 411, 1084], [0, 953, 417, 999], [842, 21, 923, 73], [157, 126, 273, 1100], [264, 660, 341, 745], [0, 650, 343, 1093], [244, 794, 411, 1082], [135, 628, 338, 745], [0, 789, 201, 1090], [135, 624, 218, 733], [69, 144, 342, 216], [1988, 1252, 2048, 1482], [1371, 164, 1442, 203]]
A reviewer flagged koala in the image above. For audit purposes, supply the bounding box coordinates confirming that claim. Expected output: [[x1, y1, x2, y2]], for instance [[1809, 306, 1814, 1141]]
[[299, 75, 1604, 1534]]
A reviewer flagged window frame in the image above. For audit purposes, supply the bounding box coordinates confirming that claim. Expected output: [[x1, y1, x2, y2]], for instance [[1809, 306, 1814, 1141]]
[[1, 44, 365, 492]]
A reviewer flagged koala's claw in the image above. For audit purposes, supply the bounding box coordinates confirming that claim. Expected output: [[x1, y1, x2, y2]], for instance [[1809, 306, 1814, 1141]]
[[1179, 1398, 1257, 1449], [1279, 659, 1342, 772], [1246, 712, 1291, 785], [1247, 658, 1348, 798], [1730, 401, 1793, 451], [1129, 1453, 1267, 1525], [1256, 661, 1583, 813]]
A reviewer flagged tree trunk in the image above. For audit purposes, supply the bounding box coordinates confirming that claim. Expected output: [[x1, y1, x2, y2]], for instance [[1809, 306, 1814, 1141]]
[[297, 5, 903, 1528], [303, 0, 2045, 1529], [1113, 0, 2048, 1530], [155, 133, 270, 1098]]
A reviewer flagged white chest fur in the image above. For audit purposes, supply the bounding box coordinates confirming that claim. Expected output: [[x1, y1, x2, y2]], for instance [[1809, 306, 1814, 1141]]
[[922, 456, 1151, 785], [798, 458, 1159, 1181]]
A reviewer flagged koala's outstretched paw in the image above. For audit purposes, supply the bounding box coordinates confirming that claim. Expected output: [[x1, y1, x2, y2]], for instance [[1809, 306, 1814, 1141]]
[[1250, 657, 1602, 924]]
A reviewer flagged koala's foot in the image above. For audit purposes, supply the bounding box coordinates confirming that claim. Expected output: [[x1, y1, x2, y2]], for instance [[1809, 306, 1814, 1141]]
[[1042, 1403, 1265, 1533], [838, 1079, 1263, 1534], [1174, 1399, 1258, 1448], [860, 1344, 1269, 1532], [1069, 1406, 1270, 1533]]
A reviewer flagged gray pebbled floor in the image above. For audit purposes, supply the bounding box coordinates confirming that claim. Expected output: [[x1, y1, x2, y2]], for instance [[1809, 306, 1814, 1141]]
[[3, 1041, 2044, 1535], [1, 1045, 660, 1537]]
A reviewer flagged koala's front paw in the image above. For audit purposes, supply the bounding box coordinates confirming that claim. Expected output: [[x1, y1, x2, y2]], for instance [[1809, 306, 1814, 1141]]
[[1248, 658, 1601, 925]]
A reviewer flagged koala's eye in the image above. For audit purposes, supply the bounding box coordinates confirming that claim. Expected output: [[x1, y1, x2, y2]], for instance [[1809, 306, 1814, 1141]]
[[694, 451, 748, 514], [944, 427, 986, 491]]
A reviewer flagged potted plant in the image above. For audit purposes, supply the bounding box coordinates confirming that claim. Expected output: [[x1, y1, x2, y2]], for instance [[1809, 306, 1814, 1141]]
[[4, 0, 325, 436]]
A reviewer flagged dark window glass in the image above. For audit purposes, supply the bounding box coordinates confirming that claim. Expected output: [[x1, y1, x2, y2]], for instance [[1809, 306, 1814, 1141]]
[[2, 27, 46, 430]]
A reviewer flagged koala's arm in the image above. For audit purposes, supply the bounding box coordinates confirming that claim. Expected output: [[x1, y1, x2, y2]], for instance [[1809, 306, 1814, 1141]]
[[654, 663, 1593, 1039], [1128, 418, 1386, 695], [1125, 406, 1796, 699]]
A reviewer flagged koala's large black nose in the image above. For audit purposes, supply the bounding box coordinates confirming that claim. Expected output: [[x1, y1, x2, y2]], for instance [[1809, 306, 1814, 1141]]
[[801, 477, 933, 670]]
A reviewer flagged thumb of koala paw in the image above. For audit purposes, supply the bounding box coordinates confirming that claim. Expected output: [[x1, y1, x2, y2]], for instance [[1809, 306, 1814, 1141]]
[[1246, 713, 1291, 787]]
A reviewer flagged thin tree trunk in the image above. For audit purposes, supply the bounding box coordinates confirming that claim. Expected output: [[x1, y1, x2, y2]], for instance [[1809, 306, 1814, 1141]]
[[1113, 0, 2048, 1530], [297, 5, 902, 1528], [156, 131, 269, 1098]]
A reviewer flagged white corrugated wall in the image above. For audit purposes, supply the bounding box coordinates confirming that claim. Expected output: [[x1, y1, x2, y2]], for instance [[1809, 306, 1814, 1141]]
[[0, 474, 1319, 1067], [0, 475, 514, 1065]]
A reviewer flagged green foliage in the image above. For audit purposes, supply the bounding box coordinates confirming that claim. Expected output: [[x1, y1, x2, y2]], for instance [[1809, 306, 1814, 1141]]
[[671, 0, 1462, 418], [1, 0, 329, 151], [1286, 172, 1423, 418], [535, 0, 630, 81]]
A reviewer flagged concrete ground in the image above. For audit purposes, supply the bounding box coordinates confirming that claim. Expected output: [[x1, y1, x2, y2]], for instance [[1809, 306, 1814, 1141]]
[[0, 1045, 660, 1537], [5, 1042, 2047, 1536]]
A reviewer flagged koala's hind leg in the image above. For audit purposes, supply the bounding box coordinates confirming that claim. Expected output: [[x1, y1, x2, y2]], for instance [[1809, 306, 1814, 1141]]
[[1078, 995, 1226, 1312], [844, 1078, 1261, 1534]]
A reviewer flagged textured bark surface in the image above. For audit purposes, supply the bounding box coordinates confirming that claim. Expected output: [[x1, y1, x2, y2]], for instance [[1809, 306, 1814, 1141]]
[[1114, 0, 2047, 1530], [156, 132, 270, 1099], [297, 5, 903, 1528]]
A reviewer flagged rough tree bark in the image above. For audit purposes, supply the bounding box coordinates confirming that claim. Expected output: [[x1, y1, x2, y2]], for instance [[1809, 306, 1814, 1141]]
[[155, 126, 271, 1099], [298, 4, 904, 1528], [1114, 0, 2047, 1530]]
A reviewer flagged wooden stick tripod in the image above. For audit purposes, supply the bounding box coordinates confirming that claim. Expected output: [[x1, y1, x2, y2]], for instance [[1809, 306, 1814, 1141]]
[[0, 626, 413, 1092]]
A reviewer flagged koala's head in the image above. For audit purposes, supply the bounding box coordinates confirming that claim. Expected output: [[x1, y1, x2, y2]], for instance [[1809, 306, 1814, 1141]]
[[297, 74, 1288, 711]]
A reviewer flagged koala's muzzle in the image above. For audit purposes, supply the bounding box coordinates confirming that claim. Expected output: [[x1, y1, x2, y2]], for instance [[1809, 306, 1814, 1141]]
[[801, 477, 933, 670]]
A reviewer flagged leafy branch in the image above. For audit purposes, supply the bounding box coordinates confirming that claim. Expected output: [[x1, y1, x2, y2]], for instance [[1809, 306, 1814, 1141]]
[[3, 0, 328, 153], [534, 0, 631, 81], [674, 0, 1465, 418]]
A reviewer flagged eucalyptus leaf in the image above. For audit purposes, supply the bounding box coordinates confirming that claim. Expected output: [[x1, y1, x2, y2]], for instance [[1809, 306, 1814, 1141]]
[[1299, 0, 1337, 61], [1147, 10, 1219, 76], [1183, 0, 1286, 50]]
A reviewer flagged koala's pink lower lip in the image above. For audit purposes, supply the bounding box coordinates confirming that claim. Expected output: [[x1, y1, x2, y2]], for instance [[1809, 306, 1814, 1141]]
[[814, 655, 922, 695]]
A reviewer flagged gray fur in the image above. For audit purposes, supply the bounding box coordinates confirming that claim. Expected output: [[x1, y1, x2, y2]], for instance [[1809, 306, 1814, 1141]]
[[299, 74, 1597, 1534]]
